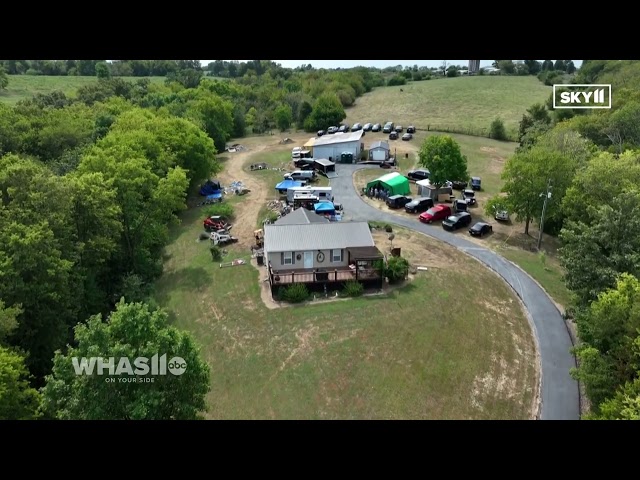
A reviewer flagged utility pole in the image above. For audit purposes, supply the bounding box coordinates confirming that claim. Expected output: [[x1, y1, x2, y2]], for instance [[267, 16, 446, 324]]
[[537, 178, 552, 250]]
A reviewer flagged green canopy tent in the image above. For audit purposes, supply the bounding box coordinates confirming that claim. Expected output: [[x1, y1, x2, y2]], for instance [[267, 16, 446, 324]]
[[365, 172, 411, 196]]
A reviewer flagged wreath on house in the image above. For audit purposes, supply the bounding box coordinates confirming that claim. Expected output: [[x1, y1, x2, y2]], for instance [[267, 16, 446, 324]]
[[317, 252, 325, 263]]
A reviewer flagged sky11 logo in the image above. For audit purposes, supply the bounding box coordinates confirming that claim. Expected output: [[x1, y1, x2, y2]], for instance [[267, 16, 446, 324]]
[[553, 84, 612, 109]]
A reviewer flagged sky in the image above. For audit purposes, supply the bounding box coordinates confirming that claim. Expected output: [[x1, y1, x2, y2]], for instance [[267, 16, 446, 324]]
[[200, 60, 583, 69]]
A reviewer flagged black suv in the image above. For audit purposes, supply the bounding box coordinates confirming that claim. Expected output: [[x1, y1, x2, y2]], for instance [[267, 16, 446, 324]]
[[389, 131, 399, 140], [405, 197, 434, 213], [351, 123, 362, 131], [338, 124, 350, 133], [470, 176, 482, 190], [407, 126, 416, 134], [442, 212, 472, 231], [407, 169, 430, 181], [372, 124, 381, 132], [386, 195, 412, 209]]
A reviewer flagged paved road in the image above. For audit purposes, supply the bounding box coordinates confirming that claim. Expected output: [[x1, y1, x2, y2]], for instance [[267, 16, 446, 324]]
[[330, 165, 580, 420]]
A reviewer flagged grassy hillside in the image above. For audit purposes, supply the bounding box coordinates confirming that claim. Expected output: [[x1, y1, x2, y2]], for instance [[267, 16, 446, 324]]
[[0, 75, 167, 104], [345, 76, 551, 139]]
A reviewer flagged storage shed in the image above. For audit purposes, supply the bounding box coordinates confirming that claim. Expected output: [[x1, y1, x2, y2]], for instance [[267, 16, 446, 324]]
[[310, 131, 364, 162], [366, 172, 411, 196], [368, 141, 390, 161], [416, 179, 453, 200]]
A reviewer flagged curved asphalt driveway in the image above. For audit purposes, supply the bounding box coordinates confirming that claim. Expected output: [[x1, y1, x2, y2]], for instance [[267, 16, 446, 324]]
[[331, 165, 579, 420]]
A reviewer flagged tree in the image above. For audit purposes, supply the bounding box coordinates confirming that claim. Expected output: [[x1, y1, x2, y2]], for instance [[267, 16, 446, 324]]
[[0, 66, 8, 90], [566, 60, 576, 74], [41, 300, 210, 420], [95, 62, 111, 79], [541, 60, 554, 71], [570, 274, 640, 411], [418, 135, 468, 188], [0, 301, 22, 344], [166, 69, 203, 89], [591, 376, 640, 419], [0, 346, 41, 419], [603, 101, 640, 152], [274, 104, 293, 131], [559, 191, 640, 306], [489, 118, 508, 140], [554, 60, 566, 71], [297, 101, 312, 129], [497, 60, 516, 75], [303, 93, 346, 132], [524, 60, 541, 75]]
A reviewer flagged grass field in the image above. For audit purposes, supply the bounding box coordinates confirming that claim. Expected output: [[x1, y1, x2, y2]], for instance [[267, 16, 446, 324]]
[[153, 203, 538, 419], [0, 75, 167, 104], [345, 76, 551, 139]]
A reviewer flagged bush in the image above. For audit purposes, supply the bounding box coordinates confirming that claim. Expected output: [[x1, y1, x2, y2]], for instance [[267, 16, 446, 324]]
[[387, 75, 406, 86], [489, 118, 508, 141], [384, 224, 393, 233], [205, 202, 235, 219], [267, 211, 279, 223], [343, 280, 364, 297], [385, 256, 409, 284], [209, 245, 222, 261], [280, 283, 309, 303], [412, 72, 424, 81]]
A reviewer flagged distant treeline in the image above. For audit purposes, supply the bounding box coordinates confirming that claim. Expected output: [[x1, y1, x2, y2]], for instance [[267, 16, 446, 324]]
[[0, 60, 203, 77]]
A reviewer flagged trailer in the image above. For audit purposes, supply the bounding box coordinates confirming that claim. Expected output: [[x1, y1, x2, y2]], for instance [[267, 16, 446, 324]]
[[286, 186, 333, 204]]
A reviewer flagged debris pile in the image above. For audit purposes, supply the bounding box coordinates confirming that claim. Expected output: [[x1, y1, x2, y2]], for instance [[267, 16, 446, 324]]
[[225, 181, 246, 194], [226, 144, 246, 153], [279, 138, 294, 144]]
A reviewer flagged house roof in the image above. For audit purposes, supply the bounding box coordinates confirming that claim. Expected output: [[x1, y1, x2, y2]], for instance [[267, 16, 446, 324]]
[[369, 141, 390, 151], [313, 158, 336, 166], [347, 246, 384, 259], [312, 130, 364, 146], [304, 138, 316, 148], [264, 221, 374, 252], [273, 208, 330, 226]]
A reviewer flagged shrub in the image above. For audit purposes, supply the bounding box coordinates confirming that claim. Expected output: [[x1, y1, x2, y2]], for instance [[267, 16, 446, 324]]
[[209, 245, 222, 261], [384, 224, 393, 233], [281, 283, 309, 303], [267, 211, 279, 223], [385, 256, 409, 284], [205, 202, 235, 219], [387, 75, 406, 86], [489, 118, 508, 140], [343, 280, 364, 297]]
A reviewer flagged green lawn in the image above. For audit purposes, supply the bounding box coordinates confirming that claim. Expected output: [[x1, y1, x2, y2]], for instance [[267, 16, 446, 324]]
[[153, 203, 537, 419], [346, 76, 551, 139], [500, 249, 573, 310], [0, 75, 166, 104]]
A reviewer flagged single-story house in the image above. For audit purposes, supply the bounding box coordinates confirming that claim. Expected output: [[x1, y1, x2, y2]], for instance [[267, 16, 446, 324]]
[[274, 206, 329, 226], [313, 158, 336, 176], [310, 130, 364, 162], [416, 179, 453, 200], [368, 141, 390, 161], [366, 172, 411, 196], [263, 221, 384, 295]]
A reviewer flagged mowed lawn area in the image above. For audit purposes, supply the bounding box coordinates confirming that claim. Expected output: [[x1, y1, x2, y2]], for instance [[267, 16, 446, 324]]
[[153, 141, 538, 419], [345, 76, 551, 138], [0, 75, 166, 104]]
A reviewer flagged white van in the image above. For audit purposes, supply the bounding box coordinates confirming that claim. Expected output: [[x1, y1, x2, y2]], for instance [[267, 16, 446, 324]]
[[286, 186, 333, 203], [284, 170, 316, 182]]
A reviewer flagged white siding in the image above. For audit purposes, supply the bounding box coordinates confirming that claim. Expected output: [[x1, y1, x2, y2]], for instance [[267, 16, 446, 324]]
[[313, 141, 359, 162], [371, 149, 387, 161]]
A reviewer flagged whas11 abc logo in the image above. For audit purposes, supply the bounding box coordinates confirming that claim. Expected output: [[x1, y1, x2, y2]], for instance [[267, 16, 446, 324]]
[[553, 84, 612, 109]]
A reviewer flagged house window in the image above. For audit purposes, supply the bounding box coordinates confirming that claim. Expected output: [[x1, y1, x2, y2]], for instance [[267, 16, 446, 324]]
[[283, 252, 293, 265], [331, 249, 342, 262]]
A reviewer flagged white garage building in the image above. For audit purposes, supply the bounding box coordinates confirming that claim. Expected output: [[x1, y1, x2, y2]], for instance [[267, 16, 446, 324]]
[[310, 131, 364, 162]]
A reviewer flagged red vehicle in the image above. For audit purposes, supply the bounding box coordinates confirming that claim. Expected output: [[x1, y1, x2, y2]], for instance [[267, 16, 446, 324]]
[[419, 204, 451, 224], [204, 215, 231, 232]]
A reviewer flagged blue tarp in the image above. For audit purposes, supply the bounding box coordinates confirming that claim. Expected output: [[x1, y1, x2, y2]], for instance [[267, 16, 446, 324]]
[[200, 179, 222, 196], [275, 180, 302, 192], [206, 192, 223, 201], [314, 201, 335, 213]]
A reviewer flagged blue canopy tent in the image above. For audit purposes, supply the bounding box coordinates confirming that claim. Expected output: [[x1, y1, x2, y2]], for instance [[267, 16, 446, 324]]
[[314, 201, 335, 214], [200, 179, 222, 196], [275, 179, 302, 194]]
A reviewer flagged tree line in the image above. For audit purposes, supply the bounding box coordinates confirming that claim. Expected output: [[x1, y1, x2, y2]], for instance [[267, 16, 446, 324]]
[[483, 60, 640, 419], [0, 64, 378, 419]]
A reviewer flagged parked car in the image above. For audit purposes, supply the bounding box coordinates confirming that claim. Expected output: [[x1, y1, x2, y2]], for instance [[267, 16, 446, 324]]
[[469, 222, 493, 237], [470, 176, 482, 191], [363, 123, 373, 131], [419, 204, 452, 223], [402, 133, 413, 141], [448, 180, 468, 190], [389, 131, 399, 140], [372, 123, 381, 132], [495, 209, 509, 222], [351, 123, 362, 131], [327, 126, 338, 134], [407, 169, 430, 181], [405, 197, 434, 213], [454, 199, 468, 212], [317, 130, 325, 137], [462, 189, 476, 206], [407, 126, 416, 134], [338, 124, 350, 133], [442, 212, 472, 231], [386, 195, 412, 209], [395, 125, 403, 133], [383, 122, 394, 133]]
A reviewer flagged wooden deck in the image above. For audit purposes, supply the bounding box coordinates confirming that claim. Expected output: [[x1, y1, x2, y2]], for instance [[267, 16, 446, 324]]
[[270, 267, 381, 285]]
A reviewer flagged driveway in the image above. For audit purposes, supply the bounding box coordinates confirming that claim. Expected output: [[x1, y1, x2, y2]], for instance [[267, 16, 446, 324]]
[[330, 164, 580, 420]]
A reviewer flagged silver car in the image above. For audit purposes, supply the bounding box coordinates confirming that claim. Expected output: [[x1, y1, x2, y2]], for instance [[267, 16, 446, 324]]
[[495, 210, 509, 221]]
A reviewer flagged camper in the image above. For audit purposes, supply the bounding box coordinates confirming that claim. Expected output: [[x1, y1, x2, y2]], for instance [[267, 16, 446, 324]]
[[286, 186, 333, 204], [292, 191, 319, 210]]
